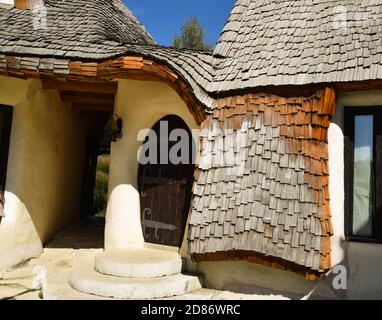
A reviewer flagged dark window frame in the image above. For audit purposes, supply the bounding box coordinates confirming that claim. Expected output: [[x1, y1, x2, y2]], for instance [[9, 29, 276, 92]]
[[344, 107, 382, 244], [0, 105, 13, 218]]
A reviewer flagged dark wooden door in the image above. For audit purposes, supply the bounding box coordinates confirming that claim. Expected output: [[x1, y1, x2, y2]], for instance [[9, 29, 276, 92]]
[[138, 115, 195, 247]]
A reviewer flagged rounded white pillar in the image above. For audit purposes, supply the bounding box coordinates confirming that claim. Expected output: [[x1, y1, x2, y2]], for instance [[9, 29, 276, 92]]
[[105, 184, 144, 250]]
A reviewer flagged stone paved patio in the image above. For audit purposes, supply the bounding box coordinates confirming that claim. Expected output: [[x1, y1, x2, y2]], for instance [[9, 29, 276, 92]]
[[0, 219, 290, 300]]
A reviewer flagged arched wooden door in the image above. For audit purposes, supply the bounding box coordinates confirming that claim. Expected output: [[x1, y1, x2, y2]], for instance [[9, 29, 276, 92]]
[[138, 115, 195, 247]]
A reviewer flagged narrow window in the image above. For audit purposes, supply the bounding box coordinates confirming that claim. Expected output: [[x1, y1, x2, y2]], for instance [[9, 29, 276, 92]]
[[345, 108, 382, 243], [352, 115, 374, 237]]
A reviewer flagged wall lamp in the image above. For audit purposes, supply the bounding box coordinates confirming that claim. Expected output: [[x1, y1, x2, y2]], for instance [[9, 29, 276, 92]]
[[104, 114, 123, 142]]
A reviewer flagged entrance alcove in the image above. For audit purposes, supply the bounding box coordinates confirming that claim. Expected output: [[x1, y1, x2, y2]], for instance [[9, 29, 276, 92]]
[[104, 79, 200, 251], [70, 80, 204, 299]]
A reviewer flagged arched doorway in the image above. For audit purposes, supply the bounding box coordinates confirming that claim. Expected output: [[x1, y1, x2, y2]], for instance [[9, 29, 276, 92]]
[[138, 115, 195, 247]]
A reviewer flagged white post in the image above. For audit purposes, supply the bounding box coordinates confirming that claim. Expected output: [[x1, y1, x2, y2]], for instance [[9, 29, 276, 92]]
[[104, 184, 144, 250]]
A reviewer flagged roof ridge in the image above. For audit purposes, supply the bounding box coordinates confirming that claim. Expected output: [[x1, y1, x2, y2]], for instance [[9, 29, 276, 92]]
[[111, 0, 156, 45], [139, 44, 215, 56]]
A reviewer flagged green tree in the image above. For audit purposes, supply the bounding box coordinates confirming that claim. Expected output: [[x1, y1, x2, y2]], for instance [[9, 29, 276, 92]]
[[173, 17, 213, 51]]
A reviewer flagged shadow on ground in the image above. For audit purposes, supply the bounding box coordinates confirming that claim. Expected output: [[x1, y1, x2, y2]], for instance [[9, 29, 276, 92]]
[[45, 218, 104, 249]]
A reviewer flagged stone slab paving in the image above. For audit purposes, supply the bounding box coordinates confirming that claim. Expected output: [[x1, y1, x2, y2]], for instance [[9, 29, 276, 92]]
[[0, 221, 290, 300], [0, 248, 289, 300]]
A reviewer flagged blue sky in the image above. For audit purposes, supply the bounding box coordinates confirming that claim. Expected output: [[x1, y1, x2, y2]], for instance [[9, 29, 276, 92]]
[[124, 0, 236, 47]]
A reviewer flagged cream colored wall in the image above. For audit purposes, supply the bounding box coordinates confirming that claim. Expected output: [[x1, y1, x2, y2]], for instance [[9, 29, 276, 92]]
[[105, 79, 199, 251], [0, 76, 88, 271], [329, 90, 382, 299]]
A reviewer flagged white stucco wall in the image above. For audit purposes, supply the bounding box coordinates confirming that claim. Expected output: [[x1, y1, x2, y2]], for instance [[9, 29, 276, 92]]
[[0, 76, 88, 271], [105, 79, 198, 251], [329, 90, 382, 299]]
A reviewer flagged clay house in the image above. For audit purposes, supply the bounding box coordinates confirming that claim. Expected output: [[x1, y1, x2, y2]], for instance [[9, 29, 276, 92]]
[[1, 0, 382, 299]]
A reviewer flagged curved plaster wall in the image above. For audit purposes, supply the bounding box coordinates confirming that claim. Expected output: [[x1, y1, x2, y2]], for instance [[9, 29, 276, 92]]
[[105, 79, 199, 251], [328, 90, 382, 299], [0, 76, 88, 271]]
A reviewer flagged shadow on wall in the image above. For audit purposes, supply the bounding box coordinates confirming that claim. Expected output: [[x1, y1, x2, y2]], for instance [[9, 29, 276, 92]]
[[305, 237, 382, 300], [0, 77, 95, 272], [5, 88, 88, 245], [0, 192, 43, 271], [197, 239, 350, 300], [0, 78, 90, 264], [304, 238, 349, 300]]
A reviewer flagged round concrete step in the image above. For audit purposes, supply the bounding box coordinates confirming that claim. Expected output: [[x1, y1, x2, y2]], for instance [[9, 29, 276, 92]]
[[69, 263, 202, 299], [94, 249, 182, 278]]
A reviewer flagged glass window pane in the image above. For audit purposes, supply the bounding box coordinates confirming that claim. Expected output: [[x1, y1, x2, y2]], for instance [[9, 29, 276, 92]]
[[352, 115, 374, 237]]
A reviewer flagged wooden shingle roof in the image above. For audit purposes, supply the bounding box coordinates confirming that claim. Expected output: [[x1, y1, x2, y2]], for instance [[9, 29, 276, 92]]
[[211, 0, 382, 93], [2, 0, 382, 104], [0, 0, 156, 58], [0, 0, 216, 108]]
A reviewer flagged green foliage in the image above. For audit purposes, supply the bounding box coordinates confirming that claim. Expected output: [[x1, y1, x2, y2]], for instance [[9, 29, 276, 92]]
[[97, 154, 110, 175], [173, 17, 213, 51], [93, 154, 110, 218]]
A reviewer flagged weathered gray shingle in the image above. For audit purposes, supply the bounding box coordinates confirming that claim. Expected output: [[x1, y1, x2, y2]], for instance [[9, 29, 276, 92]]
[[188, 90, 335, 272], [211, 0, 382, 92], [0, 0, 155, 55]]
